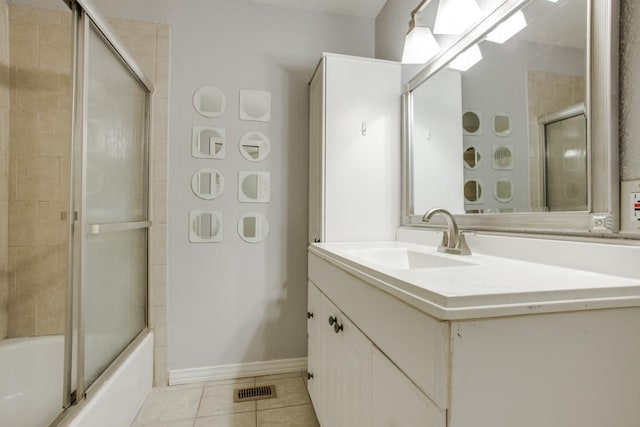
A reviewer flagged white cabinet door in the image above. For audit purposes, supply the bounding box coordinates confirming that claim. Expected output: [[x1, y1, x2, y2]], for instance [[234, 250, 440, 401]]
[[372, 348, 446, 427], [307, 282, 323, 419]]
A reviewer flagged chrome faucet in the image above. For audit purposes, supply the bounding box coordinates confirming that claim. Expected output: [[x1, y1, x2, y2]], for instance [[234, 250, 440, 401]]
[[421, 208, 471, 255]]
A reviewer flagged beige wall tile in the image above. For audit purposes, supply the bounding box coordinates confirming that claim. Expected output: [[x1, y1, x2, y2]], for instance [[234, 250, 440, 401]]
[[151, 223, 167, 265], [9, 41, 39, 68], [8, 287, 36, 337], [36, 278, 65, 335], [38, 111, 71, 157], [154, 344, 169, 386], [152, 304, 167, 347], [151, 179, 168, 224], [8, 200, 37, 246], [39, 23, 72, 48], [150, 264, 167, 307], [9, 109, 38, 158], [15, 245, 58, 293], [39, 42, 72, 73], [37, 201, 68, 246], [9, 18, 38, 45], [153, 97, 168, 140], [10, 4, 60, 26], [16, 156, 60, 201]]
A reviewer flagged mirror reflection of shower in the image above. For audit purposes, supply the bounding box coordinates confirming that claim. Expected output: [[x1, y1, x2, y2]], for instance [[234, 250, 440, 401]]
[[540, 104, 588, 212]]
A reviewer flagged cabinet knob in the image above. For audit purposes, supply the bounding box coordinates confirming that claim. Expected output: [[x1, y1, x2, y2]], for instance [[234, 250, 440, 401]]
[[307, 372, 314, 380], [307, 312, 314, 319], [334, 322, 343, 333], [328, 316, 337, 326]]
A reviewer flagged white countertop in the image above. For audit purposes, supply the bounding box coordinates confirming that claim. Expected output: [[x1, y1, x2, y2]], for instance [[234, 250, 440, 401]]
[[308, 241, 640, 319]]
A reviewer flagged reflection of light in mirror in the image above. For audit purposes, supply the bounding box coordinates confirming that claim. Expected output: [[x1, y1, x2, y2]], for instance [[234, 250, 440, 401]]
[[562, 148, 586, 171], [449, 45, 482, 71], [486, 11, 527, 44], [433, 0, 482, 35], [402, 25, 441, 64]]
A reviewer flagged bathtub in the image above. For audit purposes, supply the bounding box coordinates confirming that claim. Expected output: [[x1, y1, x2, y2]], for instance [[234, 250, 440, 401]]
[[1, 333, 153, 427], [0, 335, 65, 427]]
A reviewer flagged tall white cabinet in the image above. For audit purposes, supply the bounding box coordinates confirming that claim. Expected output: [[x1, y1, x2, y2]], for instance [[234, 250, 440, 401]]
[[308, 53, 401, 243]]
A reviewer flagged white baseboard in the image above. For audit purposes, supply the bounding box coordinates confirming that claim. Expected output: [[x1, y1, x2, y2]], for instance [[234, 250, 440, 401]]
[[169, 357, 308, 385]]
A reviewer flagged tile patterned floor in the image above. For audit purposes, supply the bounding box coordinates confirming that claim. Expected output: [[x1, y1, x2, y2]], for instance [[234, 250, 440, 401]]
[[131, 371, 320, 427]]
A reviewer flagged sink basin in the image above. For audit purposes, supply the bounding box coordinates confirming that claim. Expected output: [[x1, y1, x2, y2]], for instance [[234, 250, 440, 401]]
[[341, 248, 473, 270]]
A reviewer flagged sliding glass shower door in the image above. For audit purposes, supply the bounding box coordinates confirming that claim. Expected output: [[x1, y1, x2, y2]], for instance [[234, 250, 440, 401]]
[[70, 7, 151, 399]]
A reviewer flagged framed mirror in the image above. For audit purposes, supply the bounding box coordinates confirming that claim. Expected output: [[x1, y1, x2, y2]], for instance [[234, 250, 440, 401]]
[[237, 213, 270, 243], [193, 86, 226, 118], [189, 210, 223, 243], [402, 0, 619, 234], [192, 126, 225, 159], [191, 168, 225, 200], [239, 89, 271, 122], [239, 131, 271, 162], [238, 171, 270, 203]]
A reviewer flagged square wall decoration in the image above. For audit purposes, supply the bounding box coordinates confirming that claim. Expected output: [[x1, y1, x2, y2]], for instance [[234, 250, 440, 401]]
[[239, 90, 271, 122]]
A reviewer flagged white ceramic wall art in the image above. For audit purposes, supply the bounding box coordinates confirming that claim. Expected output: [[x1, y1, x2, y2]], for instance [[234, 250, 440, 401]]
[[192, 126, 225, 159], [464, 179, 484, 204], [237, 213, 270, 243], [462, 110, 482, 135], [492, 145, 514, 170], [189, 210, 223, 242], [193, 86, 226, 118], [492, 112, 512, 137], [239, 90, 271, 122], [494, 178, 514, 202], [238, 171, 270, 203], [239, 131, 271, 162], [191, 168, 225, 200]]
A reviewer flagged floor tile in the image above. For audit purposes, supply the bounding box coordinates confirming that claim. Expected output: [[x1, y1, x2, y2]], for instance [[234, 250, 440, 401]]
[[135, 420, 195, 427], [194, 412, 256, 427], [133, 386, 202, 425], [255, 372, 301, 382], [205, 377, 255, 388], [255, 377, 310, 410], [198, 383, 257, 417], [257, 404, 319, 427]]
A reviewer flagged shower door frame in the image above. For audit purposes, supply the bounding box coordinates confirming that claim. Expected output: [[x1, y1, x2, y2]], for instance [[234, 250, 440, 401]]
[[57, 0, 155, 423]]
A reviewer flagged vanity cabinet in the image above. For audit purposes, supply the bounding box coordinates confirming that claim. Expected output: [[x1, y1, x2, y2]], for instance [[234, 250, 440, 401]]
[[307, 249, 640, 427], [308, 53, 401, 244], [307, 281, 444, 427]]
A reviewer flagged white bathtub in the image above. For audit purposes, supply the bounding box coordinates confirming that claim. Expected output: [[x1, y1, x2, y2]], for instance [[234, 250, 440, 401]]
[[0, 333, 153, 427], [0, 335, 65, 427]]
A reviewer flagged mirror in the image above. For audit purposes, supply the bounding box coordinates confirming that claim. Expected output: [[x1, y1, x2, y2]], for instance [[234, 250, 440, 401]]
[[189, 210, 223, 243], [191, 168, 225, 200], [403, 0, 618, 233], [239, 131, 271, 162], [193, 86, 226, 118], [192, 126, 225, 159], [463, 146, 481, 169], [237, 213, 270, 243], [462, 110, 481, 135], [492, 113, 511, 136], [238, 171, 270, 203], [239, 89, 271, 122]]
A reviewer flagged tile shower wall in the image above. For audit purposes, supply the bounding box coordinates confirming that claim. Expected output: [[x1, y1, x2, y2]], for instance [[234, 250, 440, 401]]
[[7, 5, 72, 337], [0, 0, 9, 340], [527, 71, 585, 209]]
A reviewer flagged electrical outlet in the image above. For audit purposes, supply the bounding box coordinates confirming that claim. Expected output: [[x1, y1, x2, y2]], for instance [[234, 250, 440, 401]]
[[620, 180, 640, 233]]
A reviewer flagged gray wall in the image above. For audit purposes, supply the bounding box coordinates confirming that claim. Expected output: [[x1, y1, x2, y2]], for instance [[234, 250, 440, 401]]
[[163, 1, 373, 370]]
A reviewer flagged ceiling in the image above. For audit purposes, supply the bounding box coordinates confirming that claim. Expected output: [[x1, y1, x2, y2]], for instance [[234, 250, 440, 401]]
[[250, 0, 388, 18]]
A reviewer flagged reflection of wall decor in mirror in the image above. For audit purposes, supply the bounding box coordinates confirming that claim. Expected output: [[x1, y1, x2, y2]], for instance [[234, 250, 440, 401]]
[[463, 146, 481, 169], [464, 179, 483, 204], [402, 0, 620, 234], [193, 86, 226, 118], [492, 113, 512, 137], [462, 110, 481, 135], [239, 131, 271, 162], [492, 145, 514, 170], [192, 126, 225, 159], [191, 168, 225, 200], [189, 210, 223, 243], [237, 212, 270, 243], [238, 171, 270, 203], [239, 90, 271, 122], [494, 179, 514, 203]]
